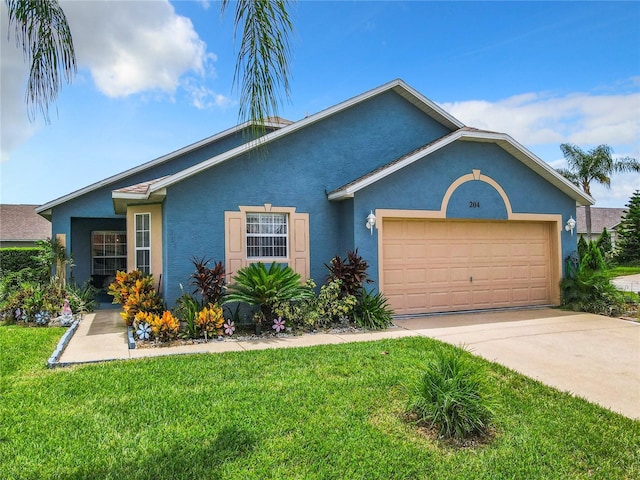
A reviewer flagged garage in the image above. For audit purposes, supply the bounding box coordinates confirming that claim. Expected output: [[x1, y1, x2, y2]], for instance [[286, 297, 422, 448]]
[[382, 218, 555, 315]]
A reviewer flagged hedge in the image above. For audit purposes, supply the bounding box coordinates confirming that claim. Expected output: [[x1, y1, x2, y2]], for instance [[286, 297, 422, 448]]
[[0, 247, 44, 275]]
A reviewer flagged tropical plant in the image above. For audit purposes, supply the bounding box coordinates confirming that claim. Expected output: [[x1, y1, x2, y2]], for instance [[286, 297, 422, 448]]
[[222, 0, 293, 133], [174, 290, 201, 339], [408, 347, 494, 441], [65, 280, 97, 313], [149, 311, 180, 342], [190, 257, 226, 305], [353, 289, 394, 330], [561, 252, 625, 316], [325, 249, 373, 297], [616, 190, 640, 265], [107, 270, 144, 306], [224, 262, 314, 324], [195, 304, 225, 340], [556, 144, 640, 240], [109, 273, 163, 326], [5, 0, 77, 122]]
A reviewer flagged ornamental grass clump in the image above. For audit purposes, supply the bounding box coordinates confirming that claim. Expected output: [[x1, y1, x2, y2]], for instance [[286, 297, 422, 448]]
[[353, 289, 393, 330], [408, 347, 494, 442]]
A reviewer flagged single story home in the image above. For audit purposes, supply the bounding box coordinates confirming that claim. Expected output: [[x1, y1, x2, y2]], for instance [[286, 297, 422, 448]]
[[576, 206, 626, 248], [37, 79, 593, 315], [0, 204, 52, 248]]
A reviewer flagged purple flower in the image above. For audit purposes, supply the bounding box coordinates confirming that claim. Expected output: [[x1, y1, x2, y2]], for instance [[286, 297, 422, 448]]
[[272, 317, 285, 333], [14, 308, 21, 320], [224, 321, 236, 336]]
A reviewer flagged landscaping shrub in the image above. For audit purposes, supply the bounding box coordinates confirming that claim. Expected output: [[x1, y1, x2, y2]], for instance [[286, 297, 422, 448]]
[[408, 347, 494, 441], [224, 262, 314, 324], [190, 257, 226, 305], [174, 291, 201, 338], [0, 247, 45, 276], [274, 279, 357, 330], [561, 249, 625, 316], [108, 271, 163, 326], [149, 311, 180, 342], [195, 303, 224, 339], [353, 289, 394, 330], [325, 249, 372, 297]]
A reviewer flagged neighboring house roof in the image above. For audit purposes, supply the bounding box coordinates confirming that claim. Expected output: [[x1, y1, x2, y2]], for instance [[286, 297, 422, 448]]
[[327, 127, 594, 206], [576, 206, 626, 234], [110, 79, 591, 208], [0, 204, 51, 243], [36, 118, 291, 217]]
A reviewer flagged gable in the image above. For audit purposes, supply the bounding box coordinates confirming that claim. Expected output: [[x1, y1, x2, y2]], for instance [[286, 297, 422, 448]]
[[120, 79, 464, 202], [328, 128, 593, 207]]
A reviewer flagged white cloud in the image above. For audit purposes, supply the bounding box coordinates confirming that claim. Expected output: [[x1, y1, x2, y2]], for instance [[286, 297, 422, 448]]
[[440, 90, 640, 150], [0, 0, 229, 163], [60, 0, 210, 98], [440, 88, 640, 207]]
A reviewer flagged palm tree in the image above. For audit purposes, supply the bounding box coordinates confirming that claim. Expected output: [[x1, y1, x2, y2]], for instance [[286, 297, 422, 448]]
[[5, 0, 77, 123], [5, 0, 293, 128], [556, 143, 640, 240]]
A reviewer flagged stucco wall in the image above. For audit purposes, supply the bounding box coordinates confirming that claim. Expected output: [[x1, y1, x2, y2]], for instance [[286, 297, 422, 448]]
[[160, 90, 454, 305], [50, 128, 257, 285]]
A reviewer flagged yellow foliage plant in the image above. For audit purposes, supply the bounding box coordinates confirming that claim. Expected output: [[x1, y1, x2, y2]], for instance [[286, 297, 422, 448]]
[[195, 303, 224, 340]]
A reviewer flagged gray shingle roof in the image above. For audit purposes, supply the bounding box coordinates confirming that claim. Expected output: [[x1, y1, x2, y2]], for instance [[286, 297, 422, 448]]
[[576, 206, 626, 234], [0, 204, 51, 242]]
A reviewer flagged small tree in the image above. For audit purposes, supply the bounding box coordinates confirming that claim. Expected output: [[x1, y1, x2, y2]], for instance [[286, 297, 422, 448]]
[[616, 190, 640, 265], [596, 228, 612, 258]]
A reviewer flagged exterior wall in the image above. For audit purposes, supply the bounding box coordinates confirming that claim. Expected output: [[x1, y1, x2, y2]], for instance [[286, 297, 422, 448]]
[[49, 129, 255, 285], [351, 141, 577, 292], [126, 204, 163, 281], [160, 90, 453, 305]]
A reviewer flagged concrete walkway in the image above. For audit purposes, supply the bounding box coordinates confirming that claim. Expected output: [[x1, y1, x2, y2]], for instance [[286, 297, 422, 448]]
[[58, 307, 640, 419], [611, 273, 640, 293]]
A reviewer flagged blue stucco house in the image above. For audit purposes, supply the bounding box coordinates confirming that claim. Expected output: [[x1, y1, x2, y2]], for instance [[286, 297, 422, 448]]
[[37, 80, 593, 315]]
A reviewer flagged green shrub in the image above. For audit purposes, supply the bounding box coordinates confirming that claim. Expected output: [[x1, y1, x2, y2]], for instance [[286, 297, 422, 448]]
[[274, 279, 357, 330], [581, 241, 606, 272], [224, 262, 314, 323], [0, 247, 44, 275], [353, 289, 394, 330], [408, 347, 494, 441], [561, 259, 625, 316], [174, 291, 201, 338]]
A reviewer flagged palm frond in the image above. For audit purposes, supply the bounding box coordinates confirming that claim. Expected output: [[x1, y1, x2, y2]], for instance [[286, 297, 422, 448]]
[[6, 0, 77, 123], [222, 0, 293, 137]]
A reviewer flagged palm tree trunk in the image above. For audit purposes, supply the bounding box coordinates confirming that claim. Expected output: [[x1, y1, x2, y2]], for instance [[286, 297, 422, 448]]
[[585, 205, 592, 241]]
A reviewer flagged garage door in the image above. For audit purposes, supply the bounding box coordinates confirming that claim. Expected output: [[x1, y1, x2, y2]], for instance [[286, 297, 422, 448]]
[[382, 219, 552, 315]]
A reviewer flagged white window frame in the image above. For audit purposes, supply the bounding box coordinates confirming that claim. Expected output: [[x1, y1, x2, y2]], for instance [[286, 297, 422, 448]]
[[91, 231, 127, 275], [135, 213, 151, 274], [246, 212, 288, 259]]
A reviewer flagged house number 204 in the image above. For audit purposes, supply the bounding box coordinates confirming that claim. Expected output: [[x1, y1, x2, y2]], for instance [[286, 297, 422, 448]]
[[469, 201, 480, 208]]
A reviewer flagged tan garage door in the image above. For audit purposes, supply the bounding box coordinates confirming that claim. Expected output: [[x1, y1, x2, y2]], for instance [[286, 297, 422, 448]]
[[382, 219, 552, 315]]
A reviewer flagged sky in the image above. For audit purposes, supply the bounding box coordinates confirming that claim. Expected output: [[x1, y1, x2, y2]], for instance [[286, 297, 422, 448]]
[[1, 0, 639, 208]]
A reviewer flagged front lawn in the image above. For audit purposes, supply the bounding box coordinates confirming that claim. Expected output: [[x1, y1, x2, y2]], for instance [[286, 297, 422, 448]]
[[1, 326, 638, 479]]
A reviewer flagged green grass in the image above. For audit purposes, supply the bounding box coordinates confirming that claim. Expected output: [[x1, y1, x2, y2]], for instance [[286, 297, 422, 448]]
[[1, 326, 639, 479], [607, 265, 640, 278]]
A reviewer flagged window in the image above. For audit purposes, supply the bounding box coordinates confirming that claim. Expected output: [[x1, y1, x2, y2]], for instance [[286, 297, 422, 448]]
[[246, 212, 288, 258], [135, 213, 151, 274], [92, 231, 127, 275]]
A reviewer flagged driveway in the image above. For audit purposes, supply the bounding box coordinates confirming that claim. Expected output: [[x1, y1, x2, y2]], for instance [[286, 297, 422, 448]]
[[395, 309, 640, 419], [611, 273, 640, 293]]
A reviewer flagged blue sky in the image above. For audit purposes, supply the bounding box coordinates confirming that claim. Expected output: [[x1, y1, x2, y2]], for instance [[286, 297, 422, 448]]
[[1, 1, 639, 207]]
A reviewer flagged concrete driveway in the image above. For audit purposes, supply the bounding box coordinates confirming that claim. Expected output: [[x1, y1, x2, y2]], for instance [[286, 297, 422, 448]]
[[395, 309, 640, 419]]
